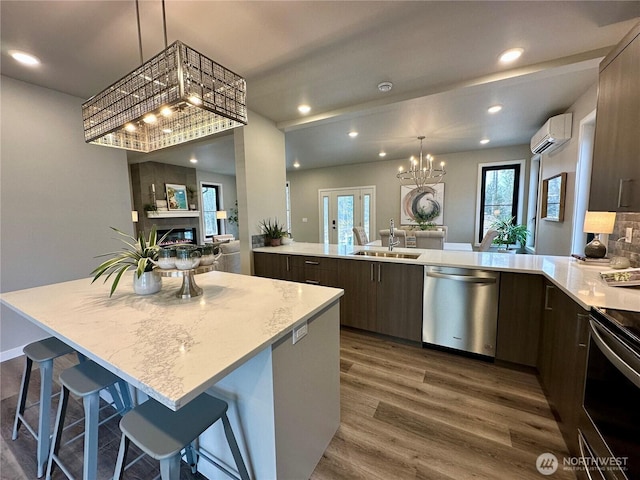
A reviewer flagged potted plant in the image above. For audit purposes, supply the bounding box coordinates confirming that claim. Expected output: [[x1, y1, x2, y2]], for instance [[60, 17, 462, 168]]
[[259, 218, 286, 246], [413, 205, 440, 230], [91, 225, 171, 296], [490, 217, 530, 251]]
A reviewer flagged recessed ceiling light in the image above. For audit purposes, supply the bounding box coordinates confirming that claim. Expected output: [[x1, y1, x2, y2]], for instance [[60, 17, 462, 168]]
[[160, 107, 172, 117], [10, 50, 40, 66], [379, 151, 387, 157], [499, 48, 523, 63], [488, 105, 503, 114], [377, 81, 393, 93], [293, 161, 300, 168], [162, 128, 172, 134], [143, 114, 157, 124], [348, 131, 359, 138], [298, 104, 311, 114], [190, 158, 198, 164], [124, 123, 136, 132], [480, 138, 490, 145]]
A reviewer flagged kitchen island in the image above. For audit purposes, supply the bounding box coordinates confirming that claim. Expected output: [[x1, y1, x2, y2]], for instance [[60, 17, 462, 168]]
[[1, 271, 343, 480]]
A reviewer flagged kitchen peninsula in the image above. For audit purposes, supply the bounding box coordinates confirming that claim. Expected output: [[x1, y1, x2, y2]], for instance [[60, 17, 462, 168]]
[[0, 271, 343, 480]]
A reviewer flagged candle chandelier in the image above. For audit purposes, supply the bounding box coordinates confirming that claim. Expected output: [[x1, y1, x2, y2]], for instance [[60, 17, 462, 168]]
[[397, 136, 446, 190], [82, 1, 247, 153]]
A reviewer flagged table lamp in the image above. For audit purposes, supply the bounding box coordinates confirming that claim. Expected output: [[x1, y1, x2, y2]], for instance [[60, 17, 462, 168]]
[[583, 211, 616, 258]]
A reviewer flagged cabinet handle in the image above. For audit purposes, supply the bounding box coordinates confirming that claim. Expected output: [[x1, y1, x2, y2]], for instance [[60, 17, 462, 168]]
[[305, 260, 320, 265], [544, 284, 554, 311], [286, 256, 290, 272], [577, 313, 589, 347], [305, 280, 320, 285], [618, 178, 632, 208], [378, 264, 381, 283], [370, 263, 374, 282]]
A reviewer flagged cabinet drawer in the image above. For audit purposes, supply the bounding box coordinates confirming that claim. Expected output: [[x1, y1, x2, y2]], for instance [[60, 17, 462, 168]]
[[298, 256, 339, 271]]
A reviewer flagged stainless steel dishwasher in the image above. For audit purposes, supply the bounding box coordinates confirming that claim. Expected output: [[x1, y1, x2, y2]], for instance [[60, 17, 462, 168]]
[[422, 266, 500, 358]]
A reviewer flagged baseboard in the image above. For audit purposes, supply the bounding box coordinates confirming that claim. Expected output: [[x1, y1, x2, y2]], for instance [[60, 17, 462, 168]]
[[1, 345, 25, 363]]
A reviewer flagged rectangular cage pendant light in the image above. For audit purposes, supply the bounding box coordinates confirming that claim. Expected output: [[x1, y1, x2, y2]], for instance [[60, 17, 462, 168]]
[[82, 40, 247, 153]]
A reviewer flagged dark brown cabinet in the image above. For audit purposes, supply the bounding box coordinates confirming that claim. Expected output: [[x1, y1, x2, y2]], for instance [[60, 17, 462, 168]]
[[253, 252, 302, 282], [589, 23, 640, 212], [254, 252, 340, 285], [496, 273, 543, 366], [336, 259, 423, 341], [538, 281, 590, 455]]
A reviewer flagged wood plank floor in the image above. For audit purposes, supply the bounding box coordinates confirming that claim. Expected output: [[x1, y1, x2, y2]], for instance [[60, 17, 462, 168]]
[[310, 328, 575, 480], [1, 329, 574, 479]]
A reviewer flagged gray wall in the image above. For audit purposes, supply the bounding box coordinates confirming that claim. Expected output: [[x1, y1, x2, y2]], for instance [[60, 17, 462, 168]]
[[536, 83, 597, 256], [287, 144, 532, 244], [1, 76, 133, 357]]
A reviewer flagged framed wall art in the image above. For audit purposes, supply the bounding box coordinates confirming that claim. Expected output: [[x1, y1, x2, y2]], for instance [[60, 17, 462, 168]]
[[165, 183, 189, 211], [400, 184, 445, 226], [541, 172, 566, 222]]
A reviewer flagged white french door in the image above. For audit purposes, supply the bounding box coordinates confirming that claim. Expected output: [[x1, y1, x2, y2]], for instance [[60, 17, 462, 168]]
[[319, 186, 375, 245]]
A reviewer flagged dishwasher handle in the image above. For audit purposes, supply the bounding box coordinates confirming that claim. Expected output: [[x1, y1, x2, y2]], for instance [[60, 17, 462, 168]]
[[426, 271, 497, 284]]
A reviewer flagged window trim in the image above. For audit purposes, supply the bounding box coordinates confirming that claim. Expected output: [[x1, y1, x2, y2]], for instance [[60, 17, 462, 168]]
[[475, 159, 526, 246]]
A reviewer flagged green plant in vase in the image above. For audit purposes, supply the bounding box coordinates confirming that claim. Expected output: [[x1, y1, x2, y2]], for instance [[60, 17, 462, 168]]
[[490, 216, 530, 250], [259, 218, 286, 246], [413, 204, 440, 230], [91, 225, 170, 296]]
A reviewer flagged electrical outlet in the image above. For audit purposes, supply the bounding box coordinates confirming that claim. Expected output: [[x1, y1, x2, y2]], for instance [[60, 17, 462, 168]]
[[626, 227, 633, 243], [292, 321, 308, 344]]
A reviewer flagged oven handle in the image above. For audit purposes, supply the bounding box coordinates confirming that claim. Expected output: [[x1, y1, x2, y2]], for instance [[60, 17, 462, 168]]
[[589, 319, 640, 389], [577, 430, 603, 480]]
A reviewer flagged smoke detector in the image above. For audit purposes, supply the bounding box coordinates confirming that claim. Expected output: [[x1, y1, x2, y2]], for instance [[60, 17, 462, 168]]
[[377, 81, 393, 93]]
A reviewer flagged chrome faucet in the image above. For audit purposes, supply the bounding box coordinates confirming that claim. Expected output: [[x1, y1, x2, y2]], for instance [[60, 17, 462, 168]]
[[389, 219, 400, 251]]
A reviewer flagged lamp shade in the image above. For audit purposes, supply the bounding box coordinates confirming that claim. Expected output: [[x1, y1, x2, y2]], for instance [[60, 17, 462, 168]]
[[583, 211, 616, 234], [216, 210, 228, 220]]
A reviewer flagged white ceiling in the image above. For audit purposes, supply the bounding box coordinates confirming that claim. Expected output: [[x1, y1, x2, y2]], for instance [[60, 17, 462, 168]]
[[2, 1, 639, 175]]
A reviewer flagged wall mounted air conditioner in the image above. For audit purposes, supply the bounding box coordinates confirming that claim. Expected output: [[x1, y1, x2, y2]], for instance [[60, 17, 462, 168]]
[[530, 113, 572, 155]]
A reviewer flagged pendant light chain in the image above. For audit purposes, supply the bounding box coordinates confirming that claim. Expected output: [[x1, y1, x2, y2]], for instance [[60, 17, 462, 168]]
[[135, 0, 143, 64]]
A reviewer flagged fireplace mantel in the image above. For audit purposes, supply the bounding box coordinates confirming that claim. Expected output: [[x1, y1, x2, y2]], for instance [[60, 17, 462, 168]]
[[146, 210, 200, 219]]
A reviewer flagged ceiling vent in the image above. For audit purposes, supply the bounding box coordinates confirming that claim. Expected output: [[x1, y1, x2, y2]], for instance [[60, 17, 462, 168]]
[[530, 113, 572, 155]]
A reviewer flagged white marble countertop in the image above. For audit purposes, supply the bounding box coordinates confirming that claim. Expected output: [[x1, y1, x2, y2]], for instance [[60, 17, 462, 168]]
[[0, 271, 343, 410], [254, 243, 640, 312]]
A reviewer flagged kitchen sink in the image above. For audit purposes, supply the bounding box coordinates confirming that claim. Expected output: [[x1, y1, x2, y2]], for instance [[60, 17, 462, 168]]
[[351, 250, 421, 260]]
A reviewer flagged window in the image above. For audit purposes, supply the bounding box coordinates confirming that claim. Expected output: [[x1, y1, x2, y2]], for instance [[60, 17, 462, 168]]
[[201, 183, 222, 238], [477, 162, 524, 243]]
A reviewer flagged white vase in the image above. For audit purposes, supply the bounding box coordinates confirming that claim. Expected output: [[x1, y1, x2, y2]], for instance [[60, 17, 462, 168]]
[[133, 271, 162, 295]]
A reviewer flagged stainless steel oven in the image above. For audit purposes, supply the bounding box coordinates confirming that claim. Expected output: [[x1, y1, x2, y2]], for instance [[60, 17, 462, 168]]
[[579, 307, 640, 480]]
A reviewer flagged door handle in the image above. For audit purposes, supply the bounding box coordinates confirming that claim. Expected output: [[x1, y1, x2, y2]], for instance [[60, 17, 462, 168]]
[[576, 313, 589, 347], [589, 319, 640, 388], [426, 272, 496, 284], [544, 284, 554, 311], [618, 178, 632, 208]]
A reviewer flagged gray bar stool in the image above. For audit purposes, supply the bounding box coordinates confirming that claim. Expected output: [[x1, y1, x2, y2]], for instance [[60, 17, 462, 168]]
[[114, 393, 251, 480], [46, 360, 133, 480], [12, 337, 75, 478]]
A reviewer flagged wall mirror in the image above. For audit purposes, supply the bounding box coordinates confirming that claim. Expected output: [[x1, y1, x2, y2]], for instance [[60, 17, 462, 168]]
[[541, 172, 567, 221]]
